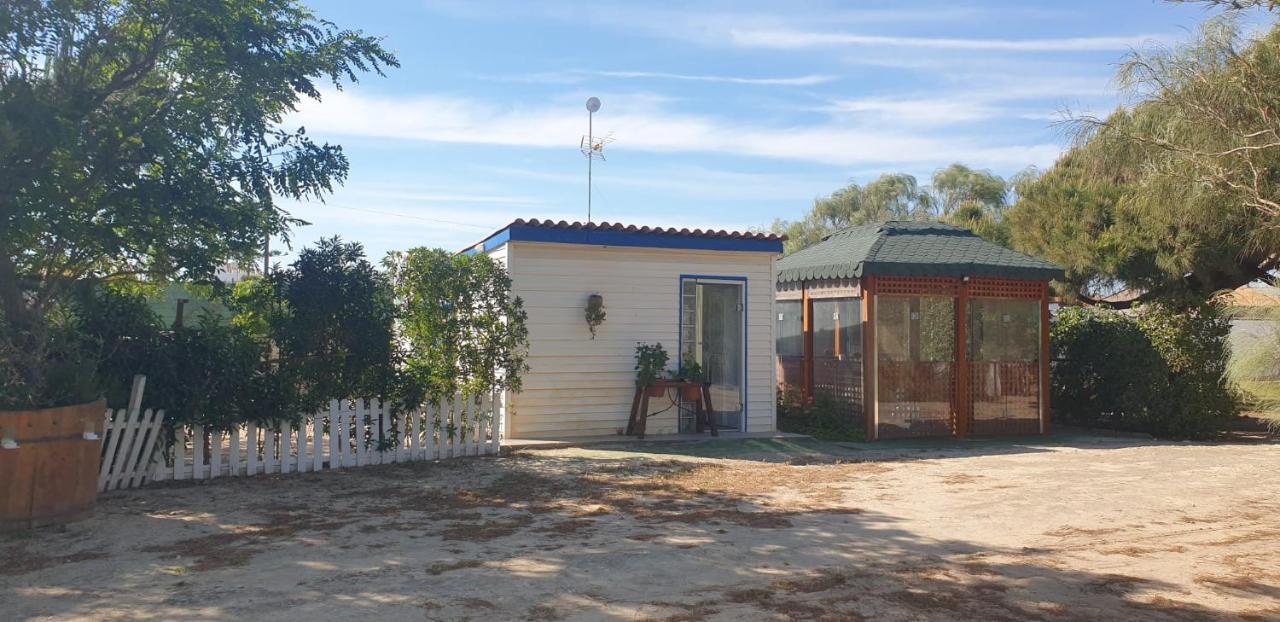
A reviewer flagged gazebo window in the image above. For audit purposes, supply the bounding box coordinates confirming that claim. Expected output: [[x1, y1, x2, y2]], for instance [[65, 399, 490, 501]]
[[776, 300, 803, 357]]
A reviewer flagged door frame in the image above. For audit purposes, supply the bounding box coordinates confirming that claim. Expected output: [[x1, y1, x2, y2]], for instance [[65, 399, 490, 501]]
[[678, 274, 748, 432]]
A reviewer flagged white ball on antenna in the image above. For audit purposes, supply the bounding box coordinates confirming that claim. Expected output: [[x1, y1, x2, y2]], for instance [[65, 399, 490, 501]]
[[585, 97, 601, 113]]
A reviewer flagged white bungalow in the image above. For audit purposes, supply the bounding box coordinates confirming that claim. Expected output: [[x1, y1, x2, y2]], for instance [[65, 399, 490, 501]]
[[463, 219, 785, 440]]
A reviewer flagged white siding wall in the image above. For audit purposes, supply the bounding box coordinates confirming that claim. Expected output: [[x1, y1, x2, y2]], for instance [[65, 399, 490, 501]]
[[502, 241, 777, 439]]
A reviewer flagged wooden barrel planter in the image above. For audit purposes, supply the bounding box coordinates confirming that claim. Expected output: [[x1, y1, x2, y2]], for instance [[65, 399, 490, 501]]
[[0, 399, 104, 531]]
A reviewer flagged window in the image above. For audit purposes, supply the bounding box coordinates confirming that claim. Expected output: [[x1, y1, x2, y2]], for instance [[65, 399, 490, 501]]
[[813, 299, 860, 359], [776, 300, 803, 357]]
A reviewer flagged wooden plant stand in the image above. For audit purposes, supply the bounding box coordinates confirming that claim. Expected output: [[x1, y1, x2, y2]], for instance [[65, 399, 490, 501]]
[[625, 380, 717, 439]]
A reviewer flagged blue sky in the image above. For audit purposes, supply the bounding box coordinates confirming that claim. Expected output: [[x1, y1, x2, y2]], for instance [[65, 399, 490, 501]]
[[277, 0, 1254, 261]]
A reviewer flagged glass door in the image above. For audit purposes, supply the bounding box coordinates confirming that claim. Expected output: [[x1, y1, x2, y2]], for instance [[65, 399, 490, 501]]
[[681, 279, 745, 431], [966, 298, 1042, 435], [875, 295, 957, 438]]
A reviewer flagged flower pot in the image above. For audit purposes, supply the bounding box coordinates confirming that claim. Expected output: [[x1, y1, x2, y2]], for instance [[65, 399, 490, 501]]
[[646, 384, 666, 398], [1, 399, 105, 531], [680, 385, 702, 401]]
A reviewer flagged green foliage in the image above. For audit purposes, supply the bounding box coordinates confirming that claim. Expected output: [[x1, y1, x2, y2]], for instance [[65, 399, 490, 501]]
[[673, 352, 703, 383], [1228, 307, 1280, 406], [72, 285, 167, 406], [1134, 302, 1241, 436], [0, 303, 98, 410], [0, 0, 397, 408], [772, 163, 1013, 255], [776, 389, 865, 442], [244, 237, 397, 412], [584, 294, 606, 339], [153, 314, 283, 432], [385, 248, 529, 407], [1051, 304, 1240, 438], [1008, 16, 1280, 304], [633, 342, 670, 387], [65, 284, 295, 431]]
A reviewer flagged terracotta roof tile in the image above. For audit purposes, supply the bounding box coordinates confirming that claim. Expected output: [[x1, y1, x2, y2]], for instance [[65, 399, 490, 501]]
[[508, 218, 784, 241]]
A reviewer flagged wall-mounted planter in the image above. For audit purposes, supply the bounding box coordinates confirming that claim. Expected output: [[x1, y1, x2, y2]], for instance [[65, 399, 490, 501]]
[[584, 293, 606, 339]]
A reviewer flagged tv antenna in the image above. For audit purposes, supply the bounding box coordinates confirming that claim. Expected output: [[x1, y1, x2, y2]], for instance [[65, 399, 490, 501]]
[[580, 96, 613, 223]]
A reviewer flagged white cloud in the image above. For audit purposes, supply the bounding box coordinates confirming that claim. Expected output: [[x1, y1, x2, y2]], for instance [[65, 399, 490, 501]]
[[824, 98, 998, 126], [475, 164, 845, 202], [487, 69, 835, 87], [728, 29, 1166, 51], [819, 75, 1117, 128], [291, 90, 1063, 169], [593, 71, 834, 86]]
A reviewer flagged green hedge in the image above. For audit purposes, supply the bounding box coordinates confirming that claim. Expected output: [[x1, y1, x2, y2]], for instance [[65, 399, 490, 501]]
[[1052, 303, 1239, 439], [777, 387, 866, 442]]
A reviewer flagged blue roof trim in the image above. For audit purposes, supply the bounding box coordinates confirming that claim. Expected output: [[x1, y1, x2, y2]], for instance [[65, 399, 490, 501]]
[[461, 227, 510, 256], [465, 224, 783, 254]]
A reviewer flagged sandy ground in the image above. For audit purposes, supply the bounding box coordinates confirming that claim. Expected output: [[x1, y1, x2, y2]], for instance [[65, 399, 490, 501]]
[[2, 435, 1279, 621]]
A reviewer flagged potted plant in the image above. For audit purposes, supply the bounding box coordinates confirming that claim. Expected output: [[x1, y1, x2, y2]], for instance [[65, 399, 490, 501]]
[[584, 294, 606, 339], [673, 352, 704, 400], [634, 342, 670, 397]]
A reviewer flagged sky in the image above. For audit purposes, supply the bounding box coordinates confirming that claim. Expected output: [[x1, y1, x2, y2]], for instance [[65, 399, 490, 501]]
[[275, 0, 1260, 262]]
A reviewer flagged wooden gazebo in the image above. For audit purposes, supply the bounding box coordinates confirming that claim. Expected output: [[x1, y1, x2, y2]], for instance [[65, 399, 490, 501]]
[[775, 221, 1065, 440]]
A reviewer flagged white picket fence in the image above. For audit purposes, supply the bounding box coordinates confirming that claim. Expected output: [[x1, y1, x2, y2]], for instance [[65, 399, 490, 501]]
[[99, 406, 167, 491], [99, 375, 168, 492], [152, 392, 503, 482]]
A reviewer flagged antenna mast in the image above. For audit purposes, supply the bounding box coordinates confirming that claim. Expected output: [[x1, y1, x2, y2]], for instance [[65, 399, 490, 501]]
[[580, 97, 612, 223]]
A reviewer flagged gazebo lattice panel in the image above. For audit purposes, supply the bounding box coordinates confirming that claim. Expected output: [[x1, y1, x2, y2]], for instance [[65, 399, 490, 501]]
[[874, 276, 960, 297], [968, 278, 1045, 300]]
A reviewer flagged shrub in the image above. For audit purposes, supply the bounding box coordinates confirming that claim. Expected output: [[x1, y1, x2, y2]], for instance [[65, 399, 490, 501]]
[[1133, 302, 1240, 437], [776, 387, 866, 442], [73, 284, 167, 406], [384, 248, 529, 407], [0, 304, 98, 410], [233, 237, 398, 413], [1051, 303, 1239, 439]]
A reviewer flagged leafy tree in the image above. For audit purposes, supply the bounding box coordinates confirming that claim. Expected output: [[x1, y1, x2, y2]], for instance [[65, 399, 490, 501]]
[[384, 249, 529, 407], [1008, 16, 1280, 306], [772, 164, 1012, 254], [863, 173, 931, 221], [928, 163, 1009, 218], [0, 0, 396, 407], [237, 238, 397, 412]]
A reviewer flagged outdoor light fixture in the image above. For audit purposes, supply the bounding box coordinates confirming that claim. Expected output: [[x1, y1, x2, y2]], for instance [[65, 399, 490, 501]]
[[1, 428, 16, 449]]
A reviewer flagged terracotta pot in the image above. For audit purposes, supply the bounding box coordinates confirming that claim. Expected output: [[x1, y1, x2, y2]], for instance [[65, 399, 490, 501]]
[[646, 384, 666, 398], [0, 399, 105, 531], [680, 385, 702, 400]]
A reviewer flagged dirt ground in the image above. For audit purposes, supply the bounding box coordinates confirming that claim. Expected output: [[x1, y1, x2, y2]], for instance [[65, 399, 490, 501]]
[[3, 435, 1279, 621]]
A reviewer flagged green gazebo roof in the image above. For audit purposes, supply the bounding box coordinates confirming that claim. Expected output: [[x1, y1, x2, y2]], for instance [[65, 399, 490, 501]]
[[776, 221, 1065, 284]]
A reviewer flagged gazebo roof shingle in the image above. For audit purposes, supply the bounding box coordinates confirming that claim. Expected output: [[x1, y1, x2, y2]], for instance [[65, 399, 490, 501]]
[[776, 221, 1064, 284]]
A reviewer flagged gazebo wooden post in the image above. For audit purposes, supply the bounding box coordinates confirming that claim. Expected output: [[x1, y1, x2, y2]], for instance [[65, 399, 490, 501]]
[[801, 282, 814, 404], [862, 276, 876, 441], [1040, 281, 1052, 436], [956, 277, 969, 437]]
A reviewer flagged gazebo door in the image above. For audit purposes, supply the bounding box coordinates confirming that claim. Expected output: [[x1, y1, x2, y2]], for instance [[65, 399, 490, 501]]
[[965, 297, 1044, 435], [874, 295, 957, 438]]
